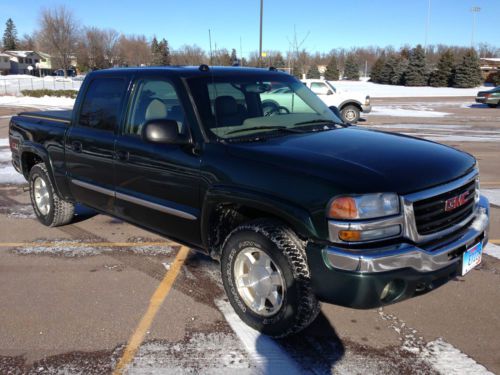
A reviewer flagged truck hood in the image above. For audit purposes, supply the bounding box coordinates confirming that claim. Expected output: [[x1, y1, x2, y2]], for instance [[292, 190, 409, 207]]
[[227, 127, 475, 195]]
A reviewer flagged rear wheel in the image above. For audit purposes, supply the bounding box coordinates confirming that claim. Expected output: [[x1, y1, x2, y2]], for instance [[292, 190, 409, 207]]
[[341, 104, 360, 123], [29, 163, 75, 227], [221, 220, 320, 338]]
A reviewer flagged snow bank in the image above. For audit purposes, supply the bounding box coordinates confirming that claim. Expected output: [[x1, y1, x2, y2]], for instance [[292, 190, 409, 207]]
[[0, 140, 26, 184], [0, 95, 75, 109], [481, 189, 500, 207], [330, 80, 488, 98], [369, 105, 450, 117]]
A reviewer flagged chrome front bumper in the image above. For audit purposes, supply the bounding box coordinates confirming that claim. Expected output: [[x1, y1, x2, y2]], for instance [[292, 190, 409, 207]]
[[323, 194, 490, 273], [361, 104, 372, 113]]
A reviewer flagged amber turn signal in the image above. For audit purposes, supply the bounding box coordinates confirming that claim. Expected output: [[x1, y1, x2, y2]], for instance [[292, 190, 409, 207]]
[[328, 197, 358, 219], [338, 230, 361, 241]]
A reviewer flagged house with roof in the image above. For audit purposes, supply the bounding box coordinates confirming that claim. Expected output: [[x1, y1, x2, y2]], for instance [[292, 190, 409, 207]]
[[480, 57, 500, 83], [0, 53, 10, 75], [4, 51, 44, 74]]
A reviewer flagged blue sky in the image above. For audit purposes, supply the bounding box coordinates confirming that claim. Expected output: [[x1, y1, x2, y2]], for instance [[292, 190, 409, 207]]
[[2, 0, 499, 57]]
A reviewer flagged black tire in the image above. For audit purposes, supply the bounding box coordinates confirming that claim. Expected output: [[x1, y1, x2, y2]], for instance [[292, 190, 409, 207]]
[[29, 163, 75, 227], [487, 103, 498, 108], [221, 219, 320, 338], [341, 104, 360, 123]]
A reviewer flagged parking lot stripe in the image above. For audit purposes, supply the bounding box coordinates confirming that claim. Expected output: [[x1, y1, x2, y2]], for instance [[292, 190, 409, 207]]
[[0, 241, 174, 247], [112, 245, 190, 375]]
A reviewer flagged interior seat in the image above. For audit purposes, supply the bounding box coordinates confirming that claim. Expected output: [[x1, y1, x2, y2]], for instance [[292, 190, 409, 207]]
[[214, 96, 244, 127]]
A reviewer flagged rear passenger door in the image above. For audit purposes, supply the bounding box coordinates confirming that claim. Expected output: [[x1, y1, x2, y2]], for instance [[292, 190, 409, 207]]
[[65, 76, 129, 211], [113, 76, 202, 244]]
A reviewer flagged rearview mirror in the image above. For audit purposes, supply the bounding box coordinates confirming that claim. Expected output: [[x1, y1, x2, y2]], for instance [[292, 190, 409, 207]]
[[327, 89, 333, 95], [142, 119, 189, 145]]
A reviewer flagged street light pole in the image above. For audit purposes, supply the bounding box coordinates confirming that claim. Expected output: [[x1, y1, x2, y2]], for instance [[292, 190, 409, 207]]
[[259, 0, 263, 67], [471, 6, 480, 48], [424, 0, 431, 53]]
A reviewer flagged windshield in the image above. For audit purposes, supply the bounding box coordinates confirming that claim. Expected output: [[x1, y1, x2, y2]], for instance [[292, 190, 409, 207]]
[[187, 74, 342, 140]]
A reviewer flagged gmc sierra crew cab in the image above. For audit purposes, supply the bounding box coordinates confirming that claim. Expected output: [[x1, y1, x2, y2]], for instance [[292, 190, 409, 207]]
[[9, 66, 490, 337]]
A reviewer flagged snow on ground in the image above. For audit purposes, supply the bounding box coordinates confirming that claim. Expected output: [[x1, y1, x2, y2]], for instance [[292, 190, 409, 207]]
[[0, 139, 26, 184], [0, 74, 82, 95], [481, 189, 500, 207], [0, 95, 75, 110], [369, 105, 451, 117], [484, 243, 500, 260], [329, 80, 489, 98]]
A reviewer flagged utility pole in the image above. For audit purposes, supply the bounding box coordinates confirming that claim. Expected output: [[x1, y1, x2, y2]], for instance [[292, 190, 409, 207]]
[[208, 29, 213, 65], [240, 36, 243, 66], [471, 6, 480, 48], [259, 0, 263, 67]]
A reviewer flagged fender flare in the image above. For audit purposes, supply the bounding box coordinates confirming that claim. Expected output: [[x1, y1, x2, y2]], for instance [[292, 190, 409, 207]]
[[20, 142, 63, 198], [200, 185, 319, 249]]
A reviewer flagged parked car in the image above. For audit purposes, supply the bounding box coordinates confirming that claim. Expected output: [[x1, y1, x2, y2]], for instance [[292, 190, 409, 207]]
[[9, 66, 490, 337], [475, 86, 500, 108], [53, 69, 76, 77], [303, 79, 371, 123]]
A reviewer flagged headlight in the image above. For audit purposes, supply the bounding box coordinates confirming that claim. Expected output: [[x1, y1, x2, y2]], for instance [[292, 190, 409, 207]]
[[365, 96, 370, 105], [328, 193, 400, 220]]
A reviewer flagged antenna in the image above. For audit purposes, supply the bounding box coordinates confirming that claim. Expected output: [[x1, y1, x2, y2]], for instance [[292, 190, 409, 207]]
[[208, 29, 213, 66]]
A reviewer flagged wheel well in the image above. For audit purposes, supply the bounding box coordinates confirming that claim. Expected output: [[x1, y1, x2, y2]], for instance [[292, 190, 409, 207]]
[[207, 203, 298, 260], [340, 102, 362, 111], [21, 152, 43, 175]]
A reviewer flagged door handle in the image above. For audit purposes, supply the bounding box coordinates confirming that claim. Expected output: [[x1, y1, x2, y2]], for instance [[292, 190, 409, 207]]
[[71, 141, 82, 153], [115, 150, 129, 161]]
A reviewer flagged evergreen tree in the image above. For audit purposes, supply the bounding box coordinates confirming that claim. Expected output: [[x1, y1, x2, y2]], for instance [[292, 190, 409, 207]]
[[403, 45, 427, 86], [3, 18, 18, 50], [273, 52, 285, 69], [379, 54, 407, 85], [429, 49, 455, 87], [230, 48, 238, 65], [452, 49, 482, 88], [324, 56, 339, 80], [370, 54, 386, 83], [151, 37, 161, 65], [307, 65, 321, 79], [158, 38, 171, 65], [343, 55, 360, 80]]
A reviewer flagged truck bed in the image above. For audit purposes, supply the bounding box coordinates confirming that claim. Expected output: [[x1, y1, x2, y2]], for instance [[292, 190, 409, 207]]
[[18, 110, 72, 124]]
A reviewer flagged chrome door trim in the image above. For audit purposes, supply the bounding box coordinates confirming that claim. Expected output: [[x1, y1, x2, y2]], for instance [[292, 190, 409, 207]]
[[71, 179, 197, 221], [115, 192, 197, 221]]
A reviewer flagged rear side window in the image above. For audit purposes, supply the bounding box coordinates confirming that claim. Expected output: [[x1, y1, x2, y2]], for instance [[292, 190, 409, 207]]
[[78, 78, 127, 131]]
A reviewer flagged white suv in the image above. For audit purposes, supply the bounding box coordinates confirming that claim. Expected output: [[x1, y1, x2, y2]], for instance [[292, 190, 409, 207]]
[[301, 79, 371, 123]]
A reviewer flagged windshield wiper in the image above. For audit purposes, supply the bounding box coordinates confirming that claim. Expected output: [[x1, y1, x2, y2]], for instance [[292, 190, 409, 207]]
[[226, 126, 304, 135], [293, 119, 348, 127]]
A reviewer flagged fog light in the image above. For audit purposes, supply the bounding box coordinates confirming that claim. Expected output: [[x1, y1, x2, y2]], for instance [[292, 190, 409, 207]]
[[380, 282, 392, 300], [338, 225, 401, 242], [380, 280, 405, 303]]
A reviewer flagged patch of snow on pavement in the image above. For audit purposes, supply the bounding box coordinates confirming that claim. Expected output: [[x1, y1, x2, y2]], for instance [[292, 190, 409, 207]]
[[484, 243, 500, 260], [369, 106, 450, 117], [124, 333, 253, 374], [421, 339, 493, 375], [215, 299, 303, 374], [481, 189, 500, 207], [13, 240, 174, 257], [0, 139, 27, 184]]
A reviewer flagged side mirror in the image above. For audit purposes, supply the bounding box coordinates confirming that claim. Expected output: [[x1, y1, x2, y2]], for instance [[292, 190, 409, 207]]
[[327, 89, 334, 95], [142, 119, 189, 145], [329, 106, 342, 119]]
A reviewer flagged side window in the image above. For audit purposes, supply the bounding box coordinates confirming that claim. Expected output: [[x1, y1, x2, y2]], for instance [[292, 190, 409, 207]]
[[310, 82, 329, 95], [78, 78, 127, 131], [125, 79, 185, 136]]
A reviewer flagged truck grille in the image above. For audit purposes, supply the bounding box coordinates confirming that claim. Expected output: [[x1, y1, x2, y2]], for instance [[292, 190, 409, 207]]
[[413, 179, 476, 235]]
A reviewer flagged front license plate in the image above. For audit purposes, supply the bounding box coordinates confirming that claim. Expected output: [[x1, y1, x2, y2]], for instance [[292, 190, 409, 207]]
[[461, 241, 483, 276]]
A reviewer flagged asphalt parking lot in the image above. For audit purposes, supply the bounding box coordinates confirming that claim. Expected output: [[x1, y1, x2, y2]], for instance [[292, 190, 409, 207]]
[[0, 97, 499, 374]]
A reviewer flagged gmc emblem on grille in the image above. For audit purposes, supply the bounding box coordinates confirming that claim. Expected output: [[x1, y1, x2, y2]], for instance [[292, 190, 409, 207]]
[[444, 191, 470, 212]]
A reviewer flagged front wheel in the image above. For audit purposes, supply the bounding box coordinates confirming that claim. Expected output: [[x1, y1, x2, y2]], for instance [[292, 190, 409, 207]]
[[221, 220, 320, 338], [341, 105, 360, 123], [29, 163, 75, 227]]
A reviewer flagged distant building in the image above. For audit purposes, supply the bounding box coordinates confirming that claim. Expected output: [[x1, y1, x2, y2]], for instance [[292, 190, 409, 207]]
[[4, 51, 43, 74], [480, 57, 500, 82], [0, 53, 10, 75]]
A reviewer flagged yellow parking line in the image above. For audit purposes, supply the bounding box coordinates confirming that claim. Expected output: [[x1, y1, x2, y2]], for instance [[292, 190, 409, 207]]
[[491, 239, 500, 244], [0, 241, 174, 248], [112, 245, 190, 375]]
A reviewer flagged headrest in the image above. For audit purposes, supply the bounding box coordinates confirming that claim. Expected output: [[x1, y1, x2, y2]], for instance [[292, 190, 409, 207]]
[[215, 96, 238, 116], [145, 99, 167, 120]]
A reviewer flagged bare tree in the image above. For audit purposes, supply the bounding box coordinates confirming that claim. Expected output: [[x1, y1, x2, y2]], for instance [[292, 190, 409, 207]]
[[117, 34, 150, 66], [171, 44, 207, 65], [38, 6, 79, 77], [102, 29, 120, 66], [18, 33, 37, 50]]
